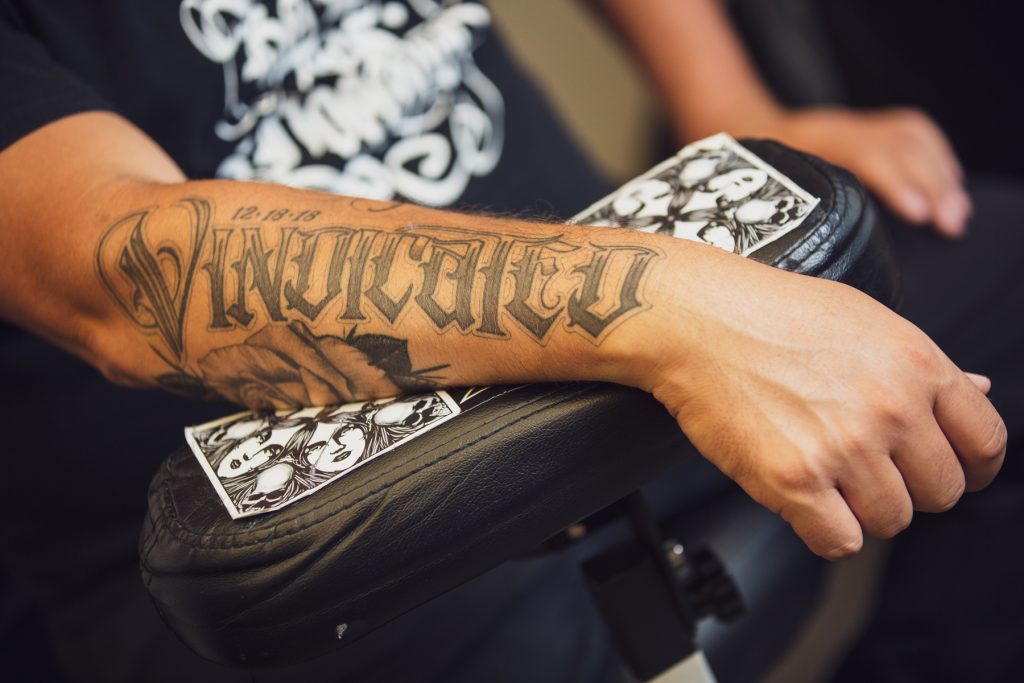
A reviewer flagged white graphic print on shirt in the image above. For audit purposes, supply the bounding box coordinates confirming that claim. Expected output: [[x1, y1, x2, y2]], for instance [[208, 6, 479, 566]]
[[180, 0, 505, 205]]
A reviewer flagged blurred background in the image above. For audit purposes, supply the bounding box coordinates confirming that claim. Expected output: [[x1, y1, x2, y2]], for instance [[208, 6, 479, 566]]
[[490, 0, 661, 181]]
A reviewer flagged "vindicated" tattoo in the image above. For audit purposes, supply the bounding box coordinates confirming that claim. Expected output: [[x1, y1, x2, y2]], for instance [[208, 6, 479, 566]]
[[95, 198, 661, 407]]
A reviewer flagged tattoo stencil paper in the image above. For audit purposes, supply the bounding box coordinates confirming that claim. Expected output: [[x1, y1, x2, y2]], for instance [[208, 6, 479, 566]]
[[187, 389, 486, 519], [571, 133, 819, 256]]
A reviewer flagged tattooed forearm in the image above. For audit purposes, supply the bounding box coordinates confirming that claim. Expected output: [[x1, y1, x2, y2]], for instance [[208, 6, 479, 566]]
[[162, 320, 447, 408], [94, 197, 662, 409], [100, 201, 658, 342]]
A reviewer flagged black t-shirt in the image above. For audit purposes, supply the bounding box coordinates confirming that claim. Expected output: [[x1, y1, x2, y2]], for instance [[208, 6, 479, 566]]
[[0, 0, 608, 212], [0, 2, 610, 680]]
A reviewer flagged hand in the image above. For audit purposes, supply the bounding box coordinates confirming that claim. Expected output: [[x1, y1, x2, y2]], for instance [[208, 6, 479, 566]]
[[633, 246, 1006, 559], [761, 107, 973, 238]]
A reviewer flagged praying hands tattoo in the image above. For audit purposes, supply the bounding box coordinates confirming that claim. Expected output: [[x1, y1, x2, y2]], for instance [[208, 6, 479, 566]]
[[94, 197, 660, 409]]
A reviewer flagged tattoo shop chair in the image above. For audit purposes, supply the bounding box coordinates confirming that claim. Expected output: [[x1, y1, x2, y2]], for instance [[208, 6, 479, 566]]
[[138, 140, 899, 682]]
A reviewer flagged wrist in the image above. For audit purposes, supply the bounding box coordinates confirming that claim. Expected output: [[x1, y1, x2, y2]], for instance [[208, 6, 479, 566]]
[[584, 237, 713, 394], [675, 92, 787, 143]]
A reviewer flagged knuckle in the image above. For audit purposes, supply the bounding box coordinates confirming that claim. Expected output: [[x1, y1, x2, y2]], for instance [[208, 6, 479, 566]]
[[921, 458, 967, 512], [839, 431, 874, 459], [933, 479, 966, 513], [772, 459, 825, 493], [901, 336, 942, 374], [871, 392, 911, 428], [831, 411, 872, 450], [874, 508, 913, 539], [821, 535, 863, 560], [977, 418, 1008, 462]]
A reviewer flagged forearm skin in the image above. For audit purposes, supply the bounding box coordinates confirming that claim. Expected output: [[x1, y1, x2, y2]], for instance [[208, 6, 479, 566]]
[[87, 180, 680, 409], [594, 0, 781, 141], [0, 112, 740, 412]]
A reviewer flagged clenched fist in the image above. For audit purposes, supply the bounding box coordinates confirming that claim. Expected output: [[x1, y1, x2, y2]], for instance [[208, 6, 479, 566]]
[[626, 243, 1006, 558]]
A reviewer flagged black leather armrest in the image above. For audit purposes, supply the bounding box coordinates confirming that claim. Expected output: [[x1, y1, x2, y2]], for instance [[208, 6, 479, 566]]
[[139, 140, 898, 667]]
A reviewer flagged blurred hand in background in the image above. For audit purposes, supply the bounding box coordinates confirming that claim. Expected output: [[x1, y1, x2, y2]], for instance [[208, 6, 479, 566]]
[[596, 0, 972, 238]]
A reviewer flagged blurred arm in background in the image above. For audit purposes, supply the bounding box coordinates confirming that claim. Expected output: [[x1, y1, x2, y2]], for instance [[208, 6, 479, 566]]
[[593, 0, 973, 238]]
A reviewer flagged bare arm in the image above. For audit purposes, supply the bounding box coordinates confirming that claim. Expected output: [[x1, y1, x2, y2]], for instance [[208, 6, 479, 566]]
[[0, 111, 1005, 559], [0, 112, 667, 408], [595, 0, 973, 237]]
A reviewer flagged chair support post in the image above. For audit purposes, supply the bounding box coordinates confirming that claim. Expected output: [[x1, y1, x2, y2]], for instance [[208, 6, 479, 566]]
[[583, 492, 741, 682]]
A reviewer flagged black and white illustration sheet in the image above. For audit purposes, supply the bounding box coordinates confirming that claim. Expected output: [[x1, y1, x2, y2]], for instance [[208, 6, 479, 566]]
[[571, 133, 819, 256], [187, 388, 507, 519]]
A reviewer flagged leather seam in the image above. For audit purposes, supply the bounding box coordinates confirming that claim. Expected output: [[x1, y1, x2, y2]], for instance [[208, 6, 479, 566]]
[[748, 140, 854, 271]]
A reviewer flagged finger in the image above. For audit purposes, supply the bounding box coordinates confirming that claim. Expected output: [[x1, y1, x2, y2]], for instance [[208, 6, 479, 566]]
[[901, 136, 970, 237], [906, 112, 966, 182], [779, 488, 864, 560], [837, 452, 914, 538], [903, 119, 962, 190], [892, 419, 965, 512], [965, 372, 991, 395], [858, 154, 930, 226], [892, 147, 969, 238], [903, 118, 973, 235], [938, 192, 974, 238], [934, 369, 1007, 491]]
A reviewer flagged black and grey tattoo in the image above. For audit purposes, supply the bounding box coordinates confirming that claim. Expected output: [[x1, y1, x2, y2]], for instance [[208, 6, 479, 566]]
[[155, 321, 446, 409], [95, 197, 661, 408]]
